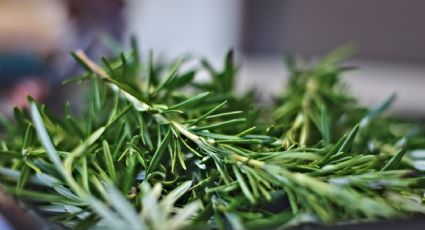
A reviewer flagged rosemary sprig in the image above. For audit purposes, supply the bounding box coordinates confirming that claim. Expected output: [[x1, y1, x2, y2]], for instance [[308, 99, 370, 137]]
[[0, 45, 425, 229]]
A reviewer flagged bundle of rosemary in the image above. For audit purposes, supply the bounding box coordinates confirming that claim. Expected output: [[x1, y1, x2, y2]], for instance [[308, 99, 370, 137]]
[[1, 44, 425, 229]]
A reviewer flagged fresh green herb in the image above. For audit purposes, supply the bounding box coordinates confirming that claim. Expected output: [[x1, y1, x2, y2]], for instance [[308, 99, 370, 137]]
[[0, 45, 425, 229]]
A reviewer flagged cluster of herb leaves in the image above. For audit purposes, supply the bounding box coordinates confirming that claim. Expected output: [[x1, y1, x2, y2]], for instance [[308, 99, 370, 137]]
[[1, 44, 425, 230]]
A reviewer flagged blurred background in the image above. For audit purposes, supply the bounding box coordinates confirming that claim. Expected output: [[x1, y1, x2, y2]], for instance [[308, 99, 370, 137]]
[[1, 0, 424, 118]]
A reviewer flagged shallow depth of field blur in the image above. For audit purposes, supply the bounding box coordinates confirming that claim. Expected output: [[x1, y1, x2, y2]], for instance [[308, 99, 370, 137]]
[[1, 0, 424, 118]]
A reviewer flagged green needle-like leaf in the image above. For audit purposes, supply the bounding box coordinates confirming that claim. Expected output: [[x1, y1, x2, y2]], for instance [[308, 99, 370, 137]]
[[169, 92, 210, 110], [381, 148, 407, 171], [148, 130, 172, 174], [102, 140, 117, 182]]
